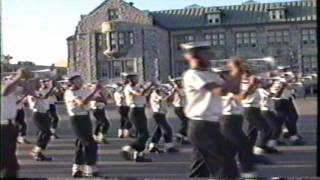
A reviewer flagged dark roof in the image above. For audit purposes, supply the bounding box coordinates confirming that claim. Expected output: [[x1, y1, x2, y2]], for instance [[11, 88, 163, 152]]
[[151, 0, 317, 30]]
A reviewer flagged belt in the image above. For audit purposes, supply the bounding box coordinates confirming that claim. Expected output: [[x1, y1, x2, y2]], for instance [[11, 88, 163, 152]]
[[0, 119, 12, 125]]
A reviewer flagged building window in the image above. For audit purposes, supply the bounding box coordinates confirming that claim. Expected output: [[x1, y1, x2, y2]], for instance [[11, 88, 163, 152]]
[[112, 61, 121, 78], [267, 30, 289, 44], [205, 33, 225, 46], [176, 34, 195, 50], [302, 28, 316, 45], [109, 32, 126, 50], [108, 9, 119, 20], [125, 60, 135, 72], [206, 13, 221, 24], [129, 32, 134, 45], [302, 56, 317, 73], [269, 9, 286, 21], [236, 31, 257, 47]]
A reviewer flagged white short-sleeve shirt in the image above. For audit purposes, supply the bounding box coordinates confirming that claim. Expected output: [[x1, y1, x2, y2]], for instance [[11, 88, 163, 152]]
[[150, 91, 167, 114], [172, 89, 186, 107], [64, 89, 90, 116], [114, 90, 126, 107], [240, 79, 260, 108], [258, 88, 275, 111], [221, 93, 243, 115], [183, 69, 223, 122], [124, 85, 146, 107], [1, 80, 18, 120], [27, 91, 50, 113]]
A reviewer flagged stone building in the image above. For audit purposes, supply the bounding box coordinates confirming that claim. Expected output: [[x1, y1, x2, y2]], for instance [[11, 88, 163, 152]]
[[67, 0, 317, 83]]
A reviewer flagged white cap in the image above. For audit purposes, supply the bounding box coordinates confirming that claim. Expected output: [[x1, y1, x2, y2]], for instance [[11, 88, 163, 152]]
[[180, 41, 211, 51]]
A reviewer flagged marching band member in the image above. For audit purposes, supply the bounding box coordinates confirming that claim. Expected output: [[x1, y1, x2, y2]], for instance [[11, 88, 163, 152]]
[[170, 78, 189, 144], [257, 83, 282, 150], [232, 59, 278, 155], [270, 70, 304, 145], [218, 61, 257, 178], [148, 87, 179, 153], [114, 83, 132, 138], [40, 79, 60, 139], [90, 83, 110, 144], [64, 74, 101, 177], [121, 73, 153, 162], [181, 42, 239, 178], [1, 68, 30, 178], [27, 79, 54, 161]]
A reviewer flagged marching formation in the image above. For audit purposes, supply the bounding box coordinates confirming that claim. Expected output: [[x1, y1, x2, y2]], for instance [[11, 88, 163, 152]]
[[0, 42, 316, 178]]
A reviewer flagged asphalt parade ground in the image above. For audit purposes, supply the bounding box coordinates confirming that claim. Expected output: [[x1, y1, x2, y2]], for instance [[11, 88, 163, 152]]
[[16, 98, 317, 178]]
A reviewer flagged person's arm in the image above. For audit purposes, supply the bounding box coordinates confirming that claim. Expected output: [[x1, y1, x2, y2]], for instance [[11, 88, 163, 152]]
[[16, 95, 27, 104], [1, 68, 28, 96], [94, 91, 108, 104], [232, 76, 257, 101]]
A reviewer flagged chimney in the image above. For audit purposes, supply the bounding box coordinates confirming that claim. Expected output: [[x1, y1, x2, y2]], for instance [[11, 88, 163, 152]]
[[129, 2, 134, 6]]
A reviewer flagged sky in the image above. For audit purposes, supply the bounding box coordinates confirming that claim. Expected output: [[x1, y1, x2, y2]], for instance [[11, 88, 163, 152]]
[[2, 0, 298, 66]]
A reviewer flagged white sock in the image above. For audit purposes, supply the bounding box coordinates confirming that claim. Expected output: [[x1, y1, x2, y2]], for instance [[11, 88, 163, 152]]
[[253, 146, 264, 155], [123, 129, 129, 137], [122, 145, 132, 152], [83, 165, 93, 176], [282, 128, 289, 133], [148, 143, 156, 150], [290, 135, 299, 141], [267, 140, 277, 148], [32, 146, 42, 154], [164, 142, 175, 149], [72, 164, 82, 172], [118, 129, 123, 137], [50, 128, 56, 134], [241, 171, 258, 178], [98, 133, 104, 140]]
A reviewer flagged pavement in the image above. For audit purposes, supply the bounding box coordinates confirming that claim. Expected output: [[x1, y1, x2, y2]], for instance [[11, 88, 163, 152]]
[[17, 98, 317, 178]]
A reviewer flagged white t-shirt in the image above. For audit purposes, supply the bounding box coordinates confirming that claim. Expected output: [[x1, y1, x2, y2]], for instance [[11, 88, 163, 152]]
[[27, 91, 50, 113], [258, 88, 275, 111], [14, 86, 25, 109], [124, 84, 146, 107], [183, 69, 223, 122], [270, 78, 293, 100], [172, 89, 186, 107], [221, 93, 243, 115], [90, 92, 106, 109], [39, 87, 57, 104], [150, 91, 167, 114], [64, 89, 90, 116], [1, 80, 18, 120], [114, 90, 126, 107], [240, 79, 260, 108]]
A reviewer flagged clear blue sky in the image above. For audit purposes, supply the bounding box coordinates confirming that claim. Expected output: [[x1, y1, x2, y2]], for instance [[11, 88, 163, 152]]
[[2, 0, 298, 66]]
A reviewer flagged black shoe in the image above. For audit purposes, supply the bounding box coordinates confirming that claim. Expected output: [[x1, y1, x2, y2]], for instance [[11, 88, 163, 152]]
[[276, 140, 286, 145], [33, 152, 53, 161], [282, 132, 290, 139], [149, 147, 164, 154], [72, 170, 83, 178], [135, 155, 152, 162], [263, 147, 281, 154], [165, 147, 179, 153]]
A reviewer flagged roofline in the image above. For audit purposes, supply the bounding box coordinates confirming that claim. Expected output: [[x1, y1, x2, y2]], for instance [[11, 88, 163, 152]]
[[158, 20, 317, 31], [151, 0, 315, 14]]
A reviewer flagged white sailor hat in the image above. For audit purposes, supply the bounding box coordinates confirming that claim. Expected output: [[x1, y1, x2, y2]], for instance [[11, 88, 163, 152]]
[[211, 66, 229, 73], [180, 41, 211, 51], [277, 65, 290, 70], [121, 72, 138, 77], [169, 77, 182, 82], [66, 73, 82, 81]]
